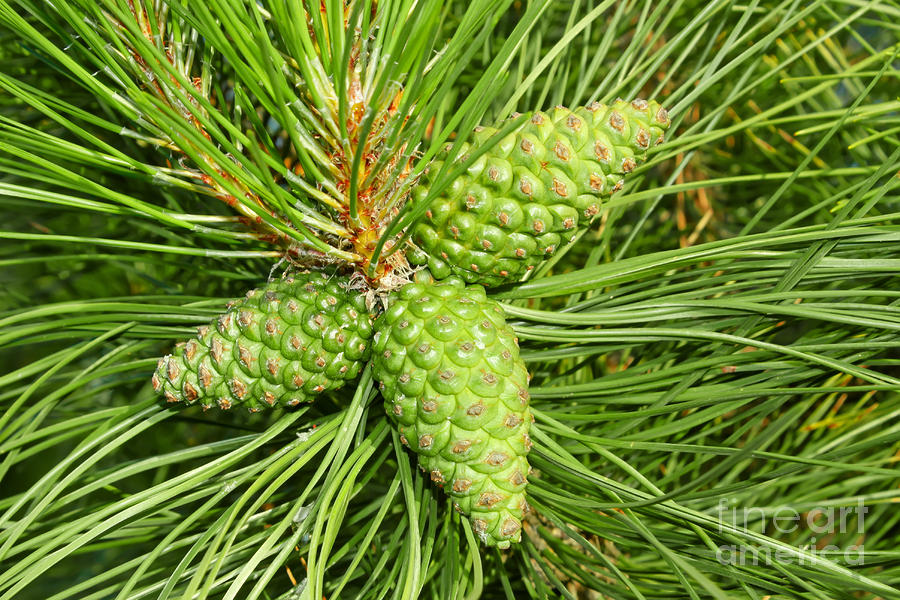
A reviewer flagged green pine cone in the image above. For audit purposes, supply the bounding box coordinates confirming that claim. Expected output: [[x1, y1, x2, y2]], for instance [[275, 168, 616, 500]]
[[372, 278, 532, 548], [409, 99, 671, 286], [152, 272, 374, 411]]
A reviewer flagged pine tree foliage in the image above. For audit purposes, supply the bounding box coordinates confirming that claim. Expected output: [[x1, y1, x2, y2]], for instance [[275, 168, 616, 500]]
[[1, 1, 899, 599]]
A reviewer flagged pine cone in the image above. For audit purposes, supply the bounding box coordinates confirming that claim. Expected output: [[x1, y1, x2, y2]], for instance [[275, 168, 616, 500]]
[[372, 278, 532, 548], [152, 272, 374, 411], [409, 99, 670, 286]]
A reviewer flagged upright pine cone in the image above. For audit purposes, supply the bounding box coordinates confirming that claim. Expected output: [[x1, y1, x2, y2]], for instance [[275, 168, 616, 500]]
[[409, 99, 670, 286], [372, 278, 532, 548], [152, 272, 374, 411]]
